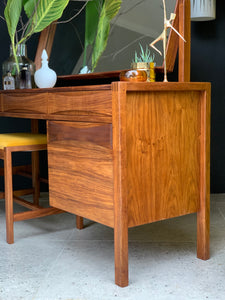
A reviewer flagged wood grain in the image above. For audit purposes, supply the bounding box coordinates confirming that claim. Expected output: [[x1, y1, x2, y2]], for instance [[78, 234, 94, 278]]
[[2, 93, 48, 114], [35, 23, 57, 70], [197, 87, 211, 260], [48, 90, 112, 118], [178, 0, 191, 81], [165, 0, 179, 72], [47, 121, 114, 227], [126, 90, 200, 227], [112, 83, 129, 287]]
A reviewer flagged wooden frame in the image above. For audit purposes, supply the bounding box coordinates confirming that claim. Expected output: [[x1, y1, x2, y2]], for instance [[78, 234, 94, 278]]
[[0, 143, 62, 244]]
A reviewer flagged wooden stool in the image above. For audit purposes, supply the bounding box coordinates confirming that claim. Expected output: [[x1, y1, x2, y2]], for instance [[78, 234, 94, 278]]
[[0, 133, 62, 244]]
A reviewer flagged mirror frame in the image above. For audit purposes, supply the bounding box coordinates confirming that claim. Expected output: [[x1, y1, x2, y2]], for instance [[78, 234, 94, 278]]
[[35, 0, 190, 83]]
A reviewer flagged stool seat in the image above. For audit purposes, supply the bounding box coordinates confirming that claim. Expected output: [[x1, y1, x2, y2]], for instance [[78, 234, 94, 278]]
[[0, 131, 83, 244], [0, 132, 64, 244], [0, 133, 47, 149]]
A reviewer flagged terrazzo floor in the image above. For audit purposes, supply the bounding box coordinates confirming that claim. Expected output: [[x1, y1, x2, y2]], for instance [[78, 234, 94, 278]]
[[0, 193, 225, 300]]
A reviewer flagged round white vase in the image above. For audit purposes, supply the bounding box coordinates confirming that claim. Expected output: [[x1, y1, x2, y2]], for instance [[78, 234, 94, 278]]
[[34, 49, 57, 88]]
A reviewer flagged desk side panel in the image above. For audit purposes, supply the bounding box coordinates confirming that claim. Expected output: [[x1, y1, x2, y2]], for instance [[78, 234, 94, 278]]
[[126, 90, 201, 227], [47, 121, 114, 227]]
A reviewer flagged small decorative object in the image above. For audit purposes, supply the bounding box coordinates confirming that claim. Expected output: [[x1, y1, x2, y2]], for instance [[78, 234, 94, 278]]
[[150, 0, 185, 82], [149, 62, 155, 82], [191, 0, 216, 21], [2, 0, 70, 81], [120, 69, 147, 82], [34, 50, 57, 89], [2, 43, 35, 89], [131, 44, 155, 82], [3, 72, 15, 90], [79, 66, 91, 74], [19, 66, 32, 89]]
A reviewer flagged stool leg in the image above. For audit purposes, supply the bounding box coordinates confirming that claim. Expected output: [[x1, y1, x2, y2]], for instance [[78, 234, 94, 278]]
[[4, 148, 14, 244], [32, 151, 40, 205]]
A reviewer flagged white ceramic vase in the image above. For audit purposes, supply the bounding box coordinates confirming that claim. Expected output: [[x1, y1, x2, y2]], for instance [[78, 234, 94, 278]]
[[34, 49, 57, 88]]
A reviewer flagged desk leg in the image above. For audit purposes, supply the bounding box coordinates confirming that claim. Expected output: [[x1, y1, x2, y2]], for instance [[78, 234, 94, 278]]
[[197, 91, 210, 260], [113, 83, 129, 286], [197, 195, 210, 260], [76, 216, 84, 229], [114, 214, 128, 287]]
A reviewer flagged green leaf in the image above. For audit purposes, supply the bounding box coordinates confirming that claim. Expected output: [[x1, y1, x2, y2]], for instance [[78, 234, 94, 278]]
[[85, 0, 102, 49], [83, 0, 103, 67], [4, 0, 23, 41], [91, 0, 121, 71], [24, 0, 70, 34]]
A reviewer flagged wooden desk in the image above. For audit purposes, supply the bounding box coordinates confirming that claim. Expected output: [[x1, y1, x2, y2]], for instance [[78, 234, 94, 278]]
[[0, 82, 211, 286]]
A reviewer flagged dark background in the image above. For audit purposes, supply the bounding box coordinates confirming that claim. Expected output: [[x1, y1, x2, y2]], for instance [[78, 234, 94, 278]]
[[0, 1, 224, 193]]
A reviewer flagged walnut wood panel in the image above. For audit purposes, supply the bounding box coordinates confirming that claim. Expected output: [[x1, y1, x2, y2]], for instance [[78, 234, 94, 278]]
[[178, 0, 191, 81], [126, 90, 201, 227], [2, 93, 48, 114], [47, 121, 114, 227], [48, 90, 112, 118], [165, 0, 180, 72], [35, 23, 57, 70]]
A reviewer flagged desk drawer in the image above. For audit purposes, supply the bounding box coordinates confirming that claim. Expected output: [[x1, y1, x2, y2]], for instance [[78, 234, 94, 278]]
[[47, 120, 114, 227], [48, 90, 112, 117], [2, 93, 48, 114]]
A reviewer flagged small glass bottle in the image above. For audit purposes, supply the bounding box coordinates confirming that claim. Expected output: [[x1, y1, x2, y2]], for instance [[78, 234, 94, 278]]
[[19, 65, 32, 89], [2, 43, 35, 89], [3, 72, 15, 90]]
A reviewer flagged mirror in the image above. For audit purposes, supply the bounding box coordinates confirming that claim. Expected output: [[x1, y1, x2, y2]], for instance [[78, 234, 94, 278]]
[[72, 0, 177, 74]]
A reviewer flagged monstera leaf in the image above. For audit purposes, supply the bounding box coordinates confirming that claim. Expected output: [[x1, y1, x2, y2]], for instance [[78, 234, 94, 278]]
[[91, 0, 121, 71], [24, 0, 70, 34]]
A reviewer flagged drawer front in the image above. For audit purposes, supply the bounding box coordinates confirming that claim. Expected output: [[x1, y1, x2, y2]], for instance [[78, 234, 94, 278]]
[[2, 93, 48, 114], [48, 120, 114, 227], [48, 90, 112, 117]]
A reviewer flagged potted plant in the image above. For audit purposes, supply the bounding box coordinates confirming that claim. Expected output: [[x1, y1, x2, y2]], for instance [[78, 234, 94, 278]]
[[131, 44, 155, 82], [1, 0, 71, 88]]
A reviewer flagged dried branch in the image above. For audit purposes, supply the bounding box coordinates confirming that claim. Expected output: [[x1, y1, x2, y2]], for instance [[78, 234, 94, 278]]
[[56, 1, 87, 24]]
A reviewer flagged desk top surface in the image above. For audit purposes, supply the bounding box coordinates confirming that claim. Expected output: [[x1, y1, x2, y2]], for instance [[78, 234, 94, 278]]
[[0, 81, 211, 95]]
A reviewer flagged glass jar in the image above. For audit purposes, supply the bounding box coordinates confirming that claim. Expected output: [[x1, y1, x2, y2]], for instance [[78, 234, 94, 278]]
[[2, 43, 36, 89], [120, 69, 147, 82]]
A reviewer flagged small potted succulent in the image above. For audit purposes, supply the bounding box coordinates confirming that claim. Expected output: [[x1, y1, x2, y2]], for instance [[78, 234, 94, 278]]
[[131, 44, 155, 82]]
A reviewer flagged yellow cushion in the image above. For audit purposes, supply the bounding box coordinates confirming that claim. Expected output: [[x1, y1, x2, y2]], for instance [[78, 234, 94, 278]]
[[0, 133, 47, 149]]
